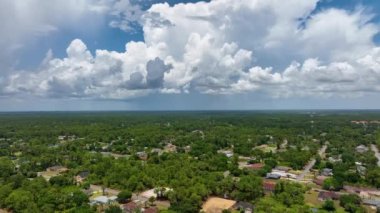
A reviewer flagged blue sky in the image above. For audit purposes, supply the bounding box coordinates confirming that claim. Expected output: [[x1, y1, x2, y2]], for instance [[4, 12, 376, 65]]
[[1, 0, 380, 111]]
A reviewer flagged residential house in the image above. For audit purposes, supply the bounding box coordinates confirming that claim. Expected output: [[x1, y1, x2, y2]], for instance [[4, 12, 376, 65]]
[[144, 207, 159, 213], [136, 151, 148, 160], [164, 143, 177, 153], [151, 148, 163, 155], [47, 166, 69, 173], [356, 145, 369, 153], [233, 201, 254, 213], [183, 145, 191, 153], [362, 199, 380, 209], [274, 166, 291, 172], [321, 168, 333, 176], [75, 171, 90, 184], [318, 191, 340, 201], [90, 196, 117, 205], [247, 163, 264, 170], [122, 201, 139, 213], [343, 186, 380, 198], [217, 150, 234, 158], [357, 164, 367, 176], [263, 181, 276, 193], [313, 176, 328, 186], [266, 173, 281, 180]]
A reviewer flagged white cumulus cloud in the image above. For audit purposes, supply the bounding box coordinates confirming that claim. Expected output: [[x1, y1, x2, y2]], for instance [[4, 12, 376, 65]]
[[2, 0, 380, 100]]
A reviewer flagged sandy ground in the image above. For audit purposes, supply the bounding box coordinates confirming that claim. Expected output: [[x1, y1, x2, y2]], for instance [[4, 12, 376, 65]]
[[202, 197, 236, 213]]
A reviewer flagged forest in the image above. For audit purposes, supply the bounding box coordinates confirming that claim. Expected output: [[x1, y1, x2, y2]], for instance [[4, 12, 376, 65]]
[[1, 111, 380, 213]]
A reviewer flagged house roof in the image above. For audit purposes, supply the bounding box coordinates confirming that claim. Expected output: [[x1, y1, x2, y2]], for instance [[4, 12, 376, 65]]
[[274, 166, 291, 171], [233, 201, 254, 210], [266, 173, 281, 179], [318, 191, 340, 200], [247, 163, 264, 170], [93, 196, 109, 204], [263, 181, 276, 191], [144, 207, 158, 213], [77, 171, 90, 178], [363, 199, 380, 207], [123, 202, 138, 210]]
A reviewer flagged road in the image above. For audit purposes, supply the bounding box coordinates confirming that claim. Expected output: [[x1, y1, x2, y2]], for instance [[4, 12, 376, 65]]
[[297, 145, 327, 181], [371, 144, 380, 167]]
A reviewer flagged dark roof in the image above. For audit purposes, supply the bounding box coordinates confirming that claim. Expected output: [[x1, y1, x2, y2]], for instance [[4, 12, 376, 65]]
[[144, 207, 158, 213], [123, 202, 138, 210], [233, 201, 254, 210], [318, 191, 340, 200], [77, 171, 90, 178]]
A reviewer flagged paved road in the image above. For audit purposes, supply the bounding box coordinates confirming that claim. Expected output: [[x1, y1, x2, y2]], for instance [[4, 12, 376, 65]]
[[371, 144, 380, 167], [297, 145, 327, 181]]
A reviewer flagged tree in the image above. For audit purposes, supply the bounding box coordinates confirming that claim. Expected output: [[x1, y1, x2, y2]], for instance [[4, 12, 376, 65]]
[[322, 199, 335, 211], [322, 178, 341, 191], [234, 175, 263, 201], [255, 197, 286, 213], [49, 175, 73, 186], [149, 196, 156, 206], [117, 190, 132, 203], [0, 157, 14, 178], [274, 181, 305, 207], [0, 184, 12, 207], [5, 189, 38, 212], [105, 205, 122, 213], [71, 191, 89, 207], [339, 194, 362, 213], [366, 168, 380, 187]]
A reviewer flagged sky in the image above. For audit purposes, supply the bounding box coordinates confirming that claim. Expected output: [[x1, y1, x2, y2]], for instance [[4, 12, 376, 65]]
[[1, 0, 380, 111]]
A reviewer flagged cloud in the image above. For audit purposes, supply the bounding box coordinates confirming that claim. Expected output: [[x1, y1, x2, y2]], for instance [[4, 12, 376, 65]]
[[2, 0, 380, 100]]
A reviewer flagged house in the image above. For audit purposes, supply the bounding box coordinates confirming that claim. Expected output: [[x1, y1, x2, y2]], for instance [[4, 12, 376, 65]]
[[274, 166, 291, 172], [202, 197, 237, 213], [164, 143, 177, 153], [266, 173, 281, 179], [151, 148, 163, 155], [328, 156, 342, 163], [38, 166, 69, 180], [89, 185, 121, 196], [75, 171, 90, 184], [357, 165, 367, 176], [247, 163, 264, 170], [313, 176, 328, 186], [356, 145, 369, 153], [47, 166, 68, 173], [90, 195, 117, 205], [136, 151, 148, 160], [343, 186, 380, 198], [318, 191, 340, 201], [362, 199, 380, 208], [144, 207, 159, 213], [184, 145, 191, 153], [263, 181, 276, 193], [321, 168, 333, 176], [122, 201, 139, 213], [233, 201, 254, 213], [217, 150, 234, 158]]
